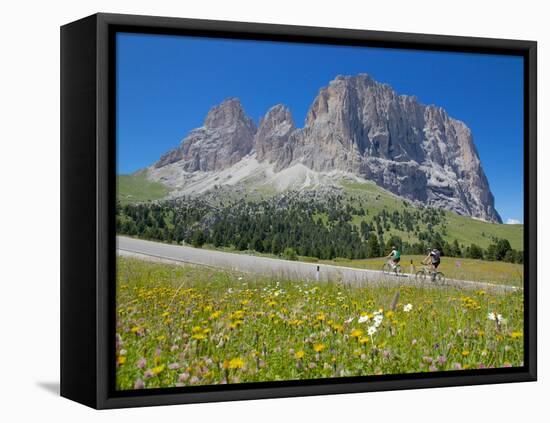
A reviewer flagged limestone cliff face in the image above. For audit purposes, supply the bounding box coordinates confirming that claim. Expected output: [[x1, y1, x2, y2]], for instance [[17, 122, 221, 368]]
[[254, 104, 296, 171], [150, 75, 501, 223], [154, 98, 256, 172], [274, 74, 501, 222]]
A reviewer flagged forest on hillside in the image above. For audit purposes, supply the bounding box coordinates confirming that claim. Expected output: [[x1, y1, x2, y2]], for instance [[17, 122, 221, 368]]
[[116, 193, 523, 264]]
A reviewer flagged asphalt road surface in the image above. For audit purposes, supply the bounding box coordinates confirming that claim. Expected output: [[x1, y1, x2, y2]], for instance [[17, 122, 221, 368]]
[[117, 236, 519, 293]]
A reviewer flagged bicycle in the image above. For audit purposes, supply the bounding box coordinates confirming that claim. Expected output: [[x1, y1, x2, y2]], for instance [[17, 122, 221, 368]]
[[415, 263, 445, 285], [382, 260, 402, 276]]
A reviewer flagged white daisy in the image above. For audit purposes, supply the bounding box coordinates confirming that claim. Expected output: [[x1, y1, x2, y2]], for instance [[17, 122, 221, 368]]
[[496, 314, 507, 324], [367, 326, 377, 336], [403, 303, 413, 313], [487, 312, 496, 321], [358, 315, 370, 324]]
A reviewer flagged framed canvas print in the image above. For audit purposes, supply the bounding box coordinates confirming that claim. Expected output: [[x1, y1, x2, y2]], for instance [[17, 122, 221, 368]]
[[60, 13, 537, 409]]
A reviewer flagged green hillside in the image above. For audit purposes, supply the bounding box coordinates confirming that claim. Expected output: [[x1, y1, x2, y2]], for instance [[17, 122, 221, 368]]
[[115, 175, 523, 265], [117, 174, 169, 205], [444, 213, 522, 250], [341, 179, 523, 251]]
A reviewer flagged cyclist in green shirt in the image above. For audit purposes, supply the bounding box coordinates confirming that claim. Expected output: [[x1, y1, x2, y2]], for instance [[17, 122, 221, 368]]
[[386, 246, 401, 270]]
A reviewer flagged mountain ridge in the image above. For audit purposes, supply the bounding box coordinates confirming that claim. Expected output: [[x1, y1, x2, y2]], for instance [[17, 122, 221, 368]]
[[147, 73, 502, 223]]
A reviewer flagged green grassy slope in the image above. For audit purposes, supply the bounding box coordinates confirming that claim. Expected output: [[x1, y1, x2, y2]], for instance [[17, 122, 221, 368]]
[[341, 180, 523, 251], [117, 174, 169, 205], [444, 213, 523, 250]]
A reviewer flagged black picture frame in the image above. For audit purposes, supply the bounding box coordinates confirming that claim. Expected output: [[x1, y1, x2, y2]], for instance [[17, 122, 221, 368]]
[[60, 12, 537, 409]]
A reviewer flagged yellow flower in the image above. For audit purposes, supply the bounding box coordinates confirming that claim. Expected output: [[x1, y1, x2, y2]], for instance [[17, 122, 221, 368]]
[[209, 311, 221, 319], [161, 311, 170, 318], [359, 337, 370, 345], [130, 326, 141, 333], [191, 333, 206, 341], [461, 350, 470, 356], [316, 313, 326, 322], [350, 329, 363, 338], [191, 326, 202, 333], [231, 310, 245, 320], [385, 311, 394, 318], [117, 356, 126, 365], [313, 343, 325, 352], [510, 331, 523, 339], [151, 365, 165, 376], [227, 358, 245, 369], [156, 335, 166, 341], [294, 350, 305, 359], [332, 323, 344, 333]]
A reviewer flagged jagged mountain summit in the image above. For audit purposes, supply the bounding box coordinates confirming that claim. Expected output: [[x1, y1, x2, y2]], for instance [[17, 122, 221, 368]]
[[154, 98, 257, 172], [146, 73, 502, 223]]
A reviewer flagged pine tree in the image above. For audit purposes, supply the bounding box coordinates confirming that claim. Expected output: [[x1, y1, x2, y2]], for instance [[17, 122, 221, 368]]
[[191, 230, 206, 248], [367, 233, 381, 258]]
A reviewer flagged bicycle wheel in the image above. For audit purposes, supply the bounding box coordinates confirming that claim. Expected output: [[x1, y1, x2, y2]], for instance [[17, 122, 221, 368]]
[[381, 263, 391, 275], [434, 272, 445, 285], [415, 270, 426, 283]]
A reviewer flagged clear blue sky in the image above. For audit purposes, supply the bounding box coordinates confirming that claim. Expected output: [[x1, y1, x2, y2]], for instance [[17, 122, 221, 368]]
[[116, 32, 524, 223]]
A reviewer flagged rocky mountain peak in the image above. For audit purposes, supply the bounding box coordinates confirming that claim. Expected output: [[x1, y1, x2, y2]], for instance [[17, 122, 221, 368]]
[[204, 97, 251, 129], [149, 75, 502, 223], [254, 104, 296, 168], [295, 76, 501, 222], [153, 98, 256, 172]]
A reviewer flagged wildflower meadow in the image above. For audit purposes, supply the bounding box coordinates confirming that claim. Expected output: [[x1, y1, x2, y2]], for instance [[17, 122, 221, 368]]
[[116, 256, 524, 390]]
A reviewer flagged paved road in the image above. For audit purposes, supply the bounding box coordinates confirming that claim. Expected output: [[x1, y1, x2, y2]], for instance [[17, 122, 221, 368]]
[[117, 236, 519, 293]]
